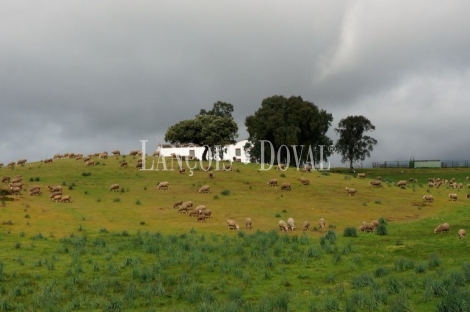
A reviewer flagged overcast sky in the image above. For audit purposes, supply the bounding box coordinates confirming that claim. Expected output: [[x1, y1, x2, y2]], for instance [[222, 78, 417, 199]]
[[1, 1, 469, 168]]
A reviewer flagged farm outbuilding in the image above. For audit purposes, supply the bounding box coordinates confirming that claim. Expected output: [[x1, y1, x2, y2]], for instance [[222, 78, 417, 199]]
[[155, 139, 251, 163]]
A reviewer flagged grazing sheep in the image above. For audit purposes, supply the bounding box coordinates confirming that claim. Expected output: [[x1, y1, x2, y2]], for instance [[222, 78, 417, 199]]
[[129, 150, 140, 156], [369, 180, 382, 187], [197, 214, 206, 223], [29, 188, 41, 196], [299, 177, 310, 185], [109, 184, 120, 192], [466, 176, 469, 181], [1, 176, 10, 183], [359, 221, 376, 233], [371, 220, 379, 227], [11, 187, 21, 196], [44, 158, 53, 164], [173, 201, 183, 209], [357, 173, 366, 178], [224, 164, 233, 171], [11, 177, 22, 184], [85, 160, 95, 167], [9, 182, 23, 190], [396, 180, 407, 188], [423, 194, 434, 203], [434, 223, 450, 234], [467, 194, 470, 199], [182, 201, 193, 208], [408, 178, 414, 182], [345, 187, 356, 196], [135, 162, 143, 169], [203, 165, 212, 171], [178, 206, 189, 214], [208, 171, 213, 179], [318, 218, 326, 231], [267, 179, 278, 187], [281, 183, 291, 191], [48, 185, 63, 193], [179, 167, 185, 174], [458, 229, 466, 239], [188, 210, 198, 217], [198, 185, 211, 193], [49, 192, 62, 200], [302, 221, 310, 231], [29, 185, 41, 192], [245, 218, 252, 229], [53, 154, 62, 159], [152, 151, 160, 157], [16, 159, 27, 165], [195, 205, 206, 213], [449, 193, 458, 202], [276, 164, 286, 171], [287, 218, 295, 231], [112, 150, 121, 156], [467, 184, 470, 188], [457, 183, 463, 189], [375, 176, 382, 181], [203, 209, 212, 219], [120, 161, 128, 167], [156, 181, 170, 190], [227, 219, 239, 230], [278, 220, 288, 231], [60, 195, 71, 203], [7, 162, 15, 167]]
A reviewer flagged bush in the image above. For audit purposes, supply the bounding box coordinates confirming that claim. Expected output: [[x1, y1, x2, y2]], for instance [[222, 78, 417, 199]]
[[374, 199, 382, 204], [220, 190, 230, 196], [374, 266, 390, 278], [135, 200, 141, 205], [415, 262, 427, 274], [343, 227, 358, 237], [376, 224, 387, 235], [113, 198, 121, 203], [81, 172, 91, 177]]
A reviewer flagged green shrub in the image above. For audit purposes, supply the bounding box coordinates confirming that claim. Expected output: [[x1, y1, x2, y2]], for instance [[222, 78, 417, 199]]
[[343, 227, 358, 237], [428, 253, 441, 268], [135, 200, 141, 205], [279, 173, 286, 178], [415, 262, 427, 274], [376, 224, 387, 235], [394, 258, 415, 272], [374, 199, 382, 204], [374, 266, 390, 278], [220, 189, 230, 196]]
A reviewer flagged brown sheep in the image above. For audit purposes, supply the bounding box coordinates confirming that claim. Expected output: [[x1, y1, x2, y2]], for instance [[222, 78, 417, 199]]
[[60, 195, 71, 203], [16, 159, 27, 165], [178, 206, 189, 214], [11, 187, 21, 196], [198, 185, 211, 193], [53, 154, 62, 159], [49, 192, 62, 200], [112, 150, 121, 156], [7, 162, 15, 167], [135, 162, 143, 169], [109, 184, 120, 192], [85, 160, 95, 167], [52, 195, 62, 202], [182, 201, 193, 208], [188, 210, 198, 217], [458, 229, 466, 239], [318, 218, 326, 231], [276, 164, 286, 171], [156, 181, 169, 190], [48, 185, 63, 193], [29, 188, 41, 196], [423, 194, 434, 202], [224, 164, 233, 171], [302, 221, 310, 231], [434, 223, 450, 234], [359, 221, 376, 233], [357, 173, 366, 178], [369, 180, 382, 187], [1, 176, 10, 183], [203, 209, 212, 219], [281, 183, 291, 191], [396, 180, 407, 188], [98, 153, 108, 159], [120, 161, 128, 167], [208, 171, 213, 179], [287, 218, 295, 231], [11, 177, 22, 184], [267, 179, 278, 187], [278, 220, 288, 231], [44, 158, 53, 164], [245, 218, 252, 229], [299, 177, 310, 186], [371, 220, 379, 227], [9, 182, 23, 190], [173, 201, 183, 209], [467, 194, 470, 199], [345, 187, 356, 196], [179, 167, 186, 174], [29, 185, 41, 192], [449, 193, 458, 202], [227, 219, 239, 230]]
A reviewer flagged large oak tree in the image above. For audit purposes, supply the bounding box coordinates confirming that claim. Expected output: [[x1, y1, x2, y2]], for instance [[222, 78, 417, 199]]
[[164, 102, 238, 161], [244, 95, 333, 167], [334, 115, 377, 169]]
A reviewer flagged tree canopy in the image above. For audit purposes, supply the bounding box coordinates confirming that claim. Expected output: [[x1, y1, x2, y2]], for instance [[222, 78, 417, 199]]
[[334, 115, 378, 169], [244, 95, 333, 167], [164, 102, 238, 161]]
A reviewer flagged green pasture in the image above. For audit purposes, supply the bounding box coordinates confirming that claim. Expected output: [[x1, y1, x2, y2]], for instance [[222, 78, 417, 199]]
[[0, 156, 469, 311]]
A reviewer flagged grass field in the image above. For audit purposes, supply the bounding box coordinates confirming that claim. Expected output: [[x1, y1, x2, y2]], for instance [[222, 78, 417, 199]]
[[0, 155, 469, 311]]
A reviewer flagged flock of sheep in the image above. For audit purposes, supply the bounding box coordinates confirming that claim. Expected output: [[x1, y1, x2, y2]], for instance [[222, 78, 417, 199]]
[[2, 154, 469, 239], [351, 172, 469, 239]]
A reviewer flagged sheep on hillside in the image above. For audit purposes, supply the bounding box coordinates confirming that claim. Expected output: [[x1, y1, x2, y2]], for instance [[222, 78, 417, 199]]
[[287, 218, 295, 231], [267, 179, 278, 187], [245, 218, 252, 230], [396, 180, 407, 188], [423, 194, 434, 203], [281, 183, 291, 191], [278, 220, 288, 231], [227, 219, 239, 230], [449, 193, 458, 202], [156, 181, 169, 190], [318, 218, 326, 231], [109, 184, 120, 192], [198, 185, 211, 193], [434, 223, 450, 234], [345, 187, 356, 196], [458, 229, 466, 239], [302, 221, 310, 231]]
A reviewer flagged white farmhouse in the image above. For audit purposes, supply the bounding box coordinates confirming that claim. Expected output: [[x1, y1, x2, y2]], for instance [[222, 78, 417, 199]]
[[155, 139, 251, 163]]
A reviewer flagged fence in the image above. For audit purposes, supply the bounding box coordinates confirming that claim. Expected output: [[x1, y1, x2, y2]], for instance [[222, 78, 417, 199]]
[[373, 160, 470, 168]]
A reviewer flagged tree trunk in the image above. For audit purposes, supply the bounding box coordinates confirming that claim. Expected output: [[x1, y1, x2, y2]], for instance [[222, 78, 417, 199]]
[[202, 146, 209, 161], [350, 160, 354, 170]]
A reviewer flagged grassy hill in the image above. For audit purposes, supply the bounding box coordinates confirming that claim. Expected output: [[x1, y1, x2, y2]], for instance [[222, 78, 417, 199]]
[[0, 155, 469, 311]]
